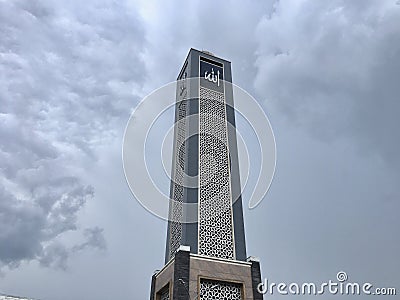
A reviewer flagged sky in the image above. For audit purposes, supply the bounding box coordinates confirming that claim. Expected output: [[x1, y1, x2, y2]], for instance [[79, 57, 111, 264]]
[[0, 0, 399, 299]]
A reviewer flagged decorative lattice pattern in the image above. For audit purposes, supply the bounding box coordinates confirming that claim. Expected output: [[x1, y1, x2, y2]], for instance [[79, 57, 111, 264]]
[[168, 97, 187, 259], [159, 287, 170, 300], [200, 279, 242, 300], [198, 87, 235, 260]]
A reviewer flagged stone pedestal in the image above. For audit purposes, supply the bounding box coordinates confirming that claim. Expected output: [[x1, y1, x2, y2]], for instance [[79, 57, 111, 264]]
[[150, 247, 263, 300]]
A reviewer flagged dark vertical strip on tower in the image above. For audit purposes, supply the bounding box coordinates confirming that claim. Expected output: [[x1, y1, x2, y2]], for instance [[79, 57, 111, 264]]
[[181, 52, 199, 254], [182, 97, 199, 254], [224, 64, 247, 260], [250, 259, 263, 300], [173, 249, 191, 300], [149, 273, 156, 300]]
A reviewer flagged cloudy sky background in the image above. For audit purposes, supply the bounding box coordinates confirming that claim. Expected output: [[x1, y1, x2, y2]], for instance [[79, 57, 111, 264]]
[[0, 0, 399, 299]]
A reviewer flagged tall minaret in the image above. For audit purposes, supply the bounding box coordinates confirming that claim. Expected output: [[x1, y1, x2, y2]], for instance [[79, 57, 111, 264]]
[[165, 48, 247, 263], [150, 49, 262, 300]]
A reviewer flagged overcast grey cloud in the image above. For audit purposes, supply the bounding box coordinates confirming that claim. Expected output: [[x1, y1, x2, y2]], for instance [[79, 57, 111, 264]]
[[0, 0, 145, 274], [255, 0, 400, 168], [0, 0, 399, 299]]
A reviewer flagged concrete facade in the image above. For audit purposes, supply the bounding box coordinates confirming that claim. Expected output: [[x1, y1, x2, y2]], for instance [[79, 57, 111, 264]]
[[151, 247, 261, 300]]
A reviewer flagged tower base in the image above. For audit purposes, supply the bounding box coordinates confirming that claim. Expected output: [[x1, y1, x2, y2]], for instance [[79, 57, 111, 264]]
[[150, 246, 262, 300]]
